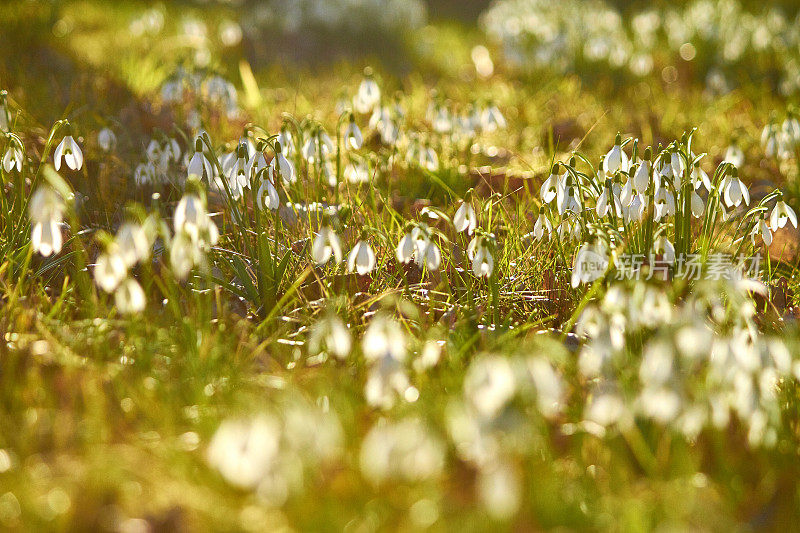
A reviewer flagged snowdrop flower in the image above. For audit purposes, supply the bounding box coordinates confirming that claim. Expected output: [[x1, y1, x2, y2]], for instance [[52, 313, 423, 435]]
[[467, 234, 495, 278], [624, 193, 645, 223], [256, 175, 279, 211], [348, 235, 376, 275], [723, 143, 744, 167], [116, 222, 150, 268], [751, 216, 773, 246], [246, 149, 267, 179], [481, 102, 506, 132], [277, 126, 294, 157], [360, 418, 444, 484], [345, 115, 363, 150], [362, 314, 407, 363], [97, 127, 117, 152], [722, 170, 750, 207], [420, 145, 439, 171], [308, 313, 351, 360], [632, 154, 651, 193], [417, 235, 441, 270], [173, 192, 218, 245], [571, 242, 609, 288], [596, 180, 622, 218], [270, 144, 295, 184], [207, 416, 280, 490], [585, 393, 625, 427], [31, 217, 62, 257], [653, 235, 676, 264], [312, 226, 343, 265], [226, 144, 249, 196], [653, 188, 675, 221], [29, 186, 65, 257], [557, 184, 581, 215], [132, 162, 150, 186], [321, 159, 337, 187], [302, 129, 334, 164], [670, 150, 686, 183], [464, 355, 515, 419], [691, 161, 711, 191], [54, 135, 83, 171], [354, 72, 381, 114], [690, 190, 704, 217], [454, 195, 477, 234], [769, 200, 797, 231], [557, 218, 582, 240], [432, 105, 453, 134], [396, 230, 416, 264], [602, 134, 629, 175], [115, 278, 146, 314], [477, 462, 520, 520], [2, 141, 23, 172], [527, 357, 565, 418], [187, 137, 213, 180], [95, 251, 128, 293], [783, 112, 800, 144], [540, 164, 562, 204], [397, 225, 441, 270], [762, 121, 780, 158], [533, 212, 553, 241], [344, 160, 369, 184]]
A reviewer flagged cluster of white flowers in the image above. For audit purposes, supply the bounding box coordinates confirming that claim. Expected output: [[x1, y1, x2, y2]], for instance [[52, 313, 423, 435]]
[[93, 220, 154, 314], [576, 281, 798, 447], [762, 107, 800, 161], [360, 416, 445, 485], [483, 0, 800, 94], [160, 68, 239, 119], [446, 351, 565, 518], [135, 136, 182, 186], [533, 132, 797, 286], [207, 402, 342, 507], [170, 191, 219, 280]]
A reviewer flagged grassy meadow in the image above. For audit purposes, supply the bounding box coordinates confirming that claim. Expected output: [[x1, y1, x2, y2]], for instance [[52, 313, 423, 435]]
[[2, 0, 800, 531]]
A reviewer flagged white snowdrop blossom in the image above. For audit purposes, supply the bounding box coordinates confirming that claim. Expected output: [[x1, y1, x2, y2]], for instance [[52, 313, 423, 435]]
[[533, 213, 553, 241], [354, 75, 381, 114], [348, 238, 376, 275], [454, 199, 477, 234], [722, 173, 750, 207], [207, 416, 281, 490], [256, 176, 279, 211], [467, 234, 495, 278], [29, 186, 65, 257], [187, 137, 213, 180], [345, 117, 363, 150], [54, 135, 83, 171], [312, 226, 343, 265], [3, 140, 23, 172], [114, 278, 146, 314], [308, 313, 351, 360], [602, 135, 629, 175], [94, 251, 127, 293], [97, 127, 116, 152], [464, 355, 516, 419], [769, 200, 797, 231], [271, 146, 296, 184], [359, 418, 444, 484]]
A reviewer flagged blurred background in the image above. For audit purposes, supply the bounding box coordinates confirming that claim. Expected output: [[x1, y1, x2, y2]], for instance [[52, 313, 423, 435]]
[[3, 0, 800, 112]]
